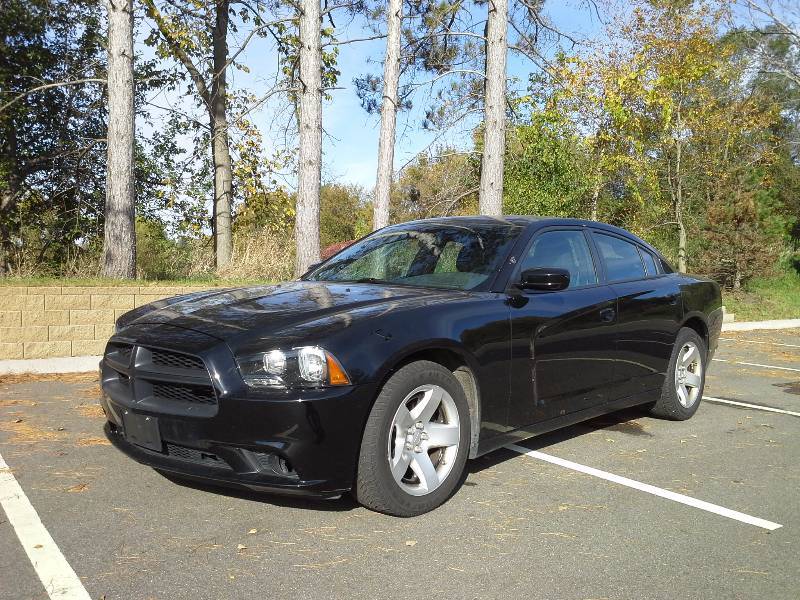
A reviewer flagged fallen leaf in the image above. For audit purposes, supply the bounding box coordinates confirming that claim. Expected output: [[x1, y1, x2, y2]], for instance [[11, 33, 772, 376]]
[[66, 483, 88, 493], [13, 418, 22, 424], [237, 544, 247, 551], [247, 528, 258, 535], [405, 540, 417, 547]]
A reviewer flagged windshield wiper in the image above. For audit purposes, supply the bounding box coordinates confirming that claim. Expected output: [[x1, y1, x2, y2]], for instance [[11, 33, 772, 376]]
[[345, 277, 387, 284]]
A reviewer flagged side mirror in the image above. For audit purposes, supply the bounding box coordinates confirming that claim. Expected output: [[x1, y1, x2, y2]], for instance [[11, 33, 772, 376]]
[[518, 267, 570, 292]]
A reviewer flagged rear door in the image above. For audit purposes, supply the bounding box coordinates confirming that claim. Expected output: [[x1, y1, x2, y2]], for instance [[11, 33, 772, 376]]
[[591, 231, 682, 400], [506, 228, 618, 428]]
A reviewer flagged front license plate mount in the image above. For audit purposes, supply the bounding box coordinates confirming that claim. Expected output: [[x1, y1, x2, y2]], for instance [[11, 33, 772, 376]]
[[122, 410, 162, 452]]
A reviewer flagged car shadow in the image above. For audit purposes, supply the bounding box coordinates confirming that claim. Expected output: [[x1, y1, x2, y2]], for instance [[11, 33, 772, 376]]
[[155, 407, 651, 512], [155, 469, 360, 513], [465, 406, 652, 478]]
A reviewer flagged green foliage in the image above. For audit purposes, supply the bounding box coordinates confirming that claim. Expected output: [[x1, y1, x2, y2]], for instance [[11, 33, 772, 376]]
[[135, 218, 191, 280], [320, 184, 371, 247], [723, 271, 800, 321], [391, 151, 479, 222], [503, 113, 590, 217]]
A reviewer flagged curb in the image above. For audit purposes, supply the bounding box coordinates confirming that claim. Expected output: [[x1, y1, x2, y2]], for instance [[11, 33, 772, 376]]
[[722, 319, 800, 332], [0, 355, 101, 375]]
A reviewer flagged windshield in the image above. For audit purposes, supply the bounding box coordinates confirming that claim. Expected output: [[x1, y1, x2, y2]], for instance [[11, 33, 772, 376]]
[[305, 222, 523, 291]]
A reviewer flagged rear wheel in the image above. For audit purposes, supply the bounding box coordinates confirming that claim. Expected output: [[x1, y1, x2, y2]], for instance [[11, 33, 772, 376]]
[[354, 360, 470, 516], [650, 327, 706, 420]]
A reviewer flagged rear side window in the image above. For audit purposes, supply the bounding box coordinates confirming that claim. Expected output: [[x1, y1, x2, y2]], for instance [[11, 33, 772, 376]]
[[640, 249, 659, 277], [519, 230, 598, 289], [594, 233, 646, 282]]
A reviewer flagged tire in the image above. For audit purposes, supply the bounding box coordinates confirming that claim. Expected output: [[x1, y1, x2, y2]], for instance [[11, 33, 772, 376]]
[[354, 360, 471, 517], [650, 327, 707, 420]]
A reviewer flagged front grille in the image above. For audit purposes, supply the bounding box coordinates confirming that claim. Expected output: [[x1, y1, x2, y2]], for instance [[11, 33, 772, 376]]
[[150, 349, 205, 372], [153, 382, 216, 405], [165, 443, 230, 469], [103, 343, 218, 412]]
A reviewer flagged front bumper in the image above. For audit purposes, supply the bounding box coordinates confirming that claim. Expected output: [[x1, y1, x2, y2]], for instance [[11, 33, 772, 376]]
[[101, 357, 378, 498]]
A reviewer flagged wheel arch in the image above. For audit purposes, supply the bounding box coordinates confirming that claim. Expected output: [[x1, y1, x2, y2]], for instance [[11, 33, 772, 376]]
[[374, 343, 483, 459], [681, 314, 709, 350]]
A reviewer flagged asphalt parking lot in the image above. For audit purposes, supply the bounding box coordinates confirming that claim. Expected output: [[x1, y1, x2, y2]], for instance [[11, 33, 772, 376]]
[[1, 329, 798, 600]]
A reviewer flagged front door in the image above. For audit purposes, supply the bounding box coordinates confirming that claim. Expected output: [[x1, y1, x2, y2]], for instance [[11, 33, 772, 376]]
[[506, 228, 618, 429]]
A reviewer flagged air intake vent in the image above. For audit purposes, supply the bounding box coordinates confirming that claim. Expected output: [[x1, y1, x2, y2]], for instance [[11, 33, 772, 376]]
[[165, 443, 230, 469], [150, 349, 206, 372], [153, 382, 216, 405]]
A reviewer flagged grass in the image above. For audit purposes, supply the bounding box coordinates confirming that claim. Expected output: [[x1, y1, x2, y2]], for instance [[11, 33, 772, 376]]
[[723, 271, 800, 321]]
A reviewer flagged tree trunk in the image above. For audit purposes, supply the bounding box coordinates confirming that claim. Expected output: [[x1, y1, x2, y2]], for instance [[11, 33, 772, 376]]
[[373, 0, 403, 231], [0, 118, 20, 274], [294, 0, 323, 276], [478, 0, 508, 216], [102, 0, 136, 278], [675, 117, 686, 273], [211, 0, 233, 270]]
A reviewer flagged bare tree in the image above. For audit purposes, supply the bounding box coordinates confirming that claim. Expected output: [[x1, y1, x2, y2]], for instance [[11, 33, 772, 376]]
[[102, 0, 136, 278], [294, 0, 323, 276], [478, 0, 508, 216], [143, 0, 234, 270], [738, 0, 799, 86], [373, 0, 403, 231]]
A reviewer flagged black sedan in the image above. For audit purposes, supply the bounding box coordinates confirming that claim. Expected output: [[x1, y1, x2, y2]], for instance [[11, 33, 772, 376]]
[[100, 216, 723, 516]]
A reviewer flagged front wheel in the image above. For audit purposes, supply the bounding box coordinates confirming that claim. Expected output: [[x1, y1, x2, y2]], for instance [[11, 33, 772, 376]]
[[650, 327, 707, 420], [354, 360, 470, 516]]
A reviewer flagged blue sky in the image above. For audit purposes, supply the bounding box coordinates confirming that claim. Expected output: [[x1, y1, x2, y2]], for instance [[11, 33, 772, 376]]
[[138, 0, 605, 191]]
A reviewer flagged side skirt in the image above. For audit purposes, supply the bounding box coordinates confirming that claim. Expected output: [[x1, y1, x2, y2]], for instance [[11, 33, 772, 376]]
[[475, 392, 657, 457]]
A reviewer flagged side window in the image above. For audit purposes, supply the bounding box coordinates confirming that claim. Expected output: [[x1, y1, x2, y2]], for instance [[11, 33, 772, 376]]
[[519, 230, 597, 289], [594, 233, 646, 282], [640, 249, 659, 277]]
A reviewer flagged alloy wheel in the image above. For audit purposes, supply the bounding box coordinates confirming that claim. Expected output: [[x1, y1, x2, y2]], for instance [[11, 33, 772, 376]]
[[674, 341, 703, 408], [387, 384, 460, 496]]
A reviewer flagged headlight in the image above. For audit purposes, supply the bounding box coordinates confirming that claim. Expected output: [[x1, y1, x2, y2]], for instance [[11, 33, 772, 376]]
[[236, 346, 351, 389]]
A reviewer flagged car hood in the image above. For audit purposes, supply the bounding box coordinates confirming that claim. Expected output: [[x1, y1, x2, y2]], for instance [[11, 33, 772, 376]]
[[122, 280, 455, 341]]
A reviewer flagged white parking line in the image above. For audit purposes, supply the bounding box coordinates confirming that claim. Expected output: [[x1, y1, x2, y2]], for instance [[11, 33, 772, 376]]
[[713, 358, 800, 372], [506, 444, 783, 531], [0, 452, 91, 600], [719, 337, 800, 349], [703, 395, 800, 417]]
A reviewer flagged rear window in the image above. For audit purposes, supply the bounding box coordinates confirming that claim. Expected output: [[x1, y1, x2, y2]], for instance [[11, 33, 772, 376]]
[[594, 233, 646, 282], [640, 249, 659, 277]]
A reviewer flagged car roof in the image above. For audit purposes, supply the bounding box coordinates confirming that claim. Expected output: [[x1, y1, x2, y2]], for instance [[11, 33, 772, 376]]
[[392, 215, 666, 258]]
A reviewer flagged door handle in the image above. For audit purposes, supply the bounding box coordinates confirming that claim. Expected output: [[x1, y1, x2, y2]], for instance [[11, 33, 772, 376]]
[[599, 308, 616, 322]]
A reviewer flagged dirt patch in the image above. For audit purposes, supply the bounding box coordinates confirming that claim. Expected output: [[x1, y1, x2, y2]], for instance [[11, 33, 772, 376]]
[[75, 403, 106, 419], [77, 436, 110, 446], [0, 419, 66, 444], [0, 372, 98, 386], [76, 385, 102, 399], [0, 398, 37, 408]]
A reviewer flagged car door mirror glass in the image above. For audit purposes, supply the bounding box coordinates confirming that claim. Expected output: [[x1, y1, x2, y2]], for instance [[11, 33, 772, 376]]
[[519, 268, 570, 291]]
